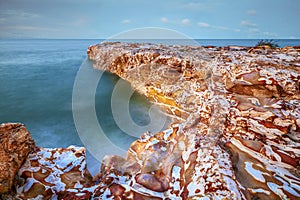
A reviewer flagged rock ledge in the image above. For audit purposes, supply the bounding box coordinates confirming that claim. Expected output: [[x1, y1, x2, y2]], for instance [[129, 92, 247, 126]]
[[1, 43, 300, 199]]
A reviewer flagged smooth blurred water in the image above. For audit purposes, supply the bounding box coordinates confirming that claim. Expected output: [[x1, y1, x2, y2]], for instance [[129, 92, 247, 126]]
[[0, 39, 101, 174], [0, 39, 172, 175], [1, 39, 299, 175]]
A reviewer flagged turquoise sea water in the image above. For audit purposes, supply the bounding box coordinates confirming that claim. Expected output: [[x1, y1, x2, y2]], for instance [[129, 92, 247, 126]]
[[1, 39, 299, 174]]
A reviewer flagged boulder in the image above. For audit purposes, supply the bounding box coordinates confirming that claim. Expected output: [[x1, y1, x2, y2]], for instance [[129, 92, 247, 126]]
[[0, 123, 35, 194]]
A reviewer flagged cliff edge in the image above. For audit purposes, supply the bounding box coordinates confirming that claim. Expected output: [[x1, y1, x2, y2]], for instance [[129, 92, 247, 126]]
[[1, 43, 299, 199], [87, 42, 300, 199]]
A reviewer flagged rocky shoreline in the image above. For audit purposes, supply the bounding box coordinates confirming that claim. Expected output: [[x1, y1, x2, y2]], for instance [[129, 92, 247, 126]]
[[1, 43, 299, 199]]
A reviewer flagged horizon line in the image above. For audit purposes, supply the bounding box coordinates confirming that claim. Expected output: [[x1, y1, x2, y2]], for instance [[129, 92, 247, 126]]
[[0, 38, 298, 40]]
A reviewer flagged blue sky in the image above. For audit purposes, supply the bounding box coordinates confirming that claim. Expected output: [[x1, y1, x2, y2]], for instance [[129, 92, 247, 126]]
[[0, 0, 299, 39]]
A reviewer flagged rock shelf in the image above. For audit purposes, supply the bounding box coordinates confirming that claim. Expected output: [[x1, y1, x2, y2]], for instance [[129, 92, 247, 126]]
[[87, 42, 300, 199], [1, 42, 299, 199]]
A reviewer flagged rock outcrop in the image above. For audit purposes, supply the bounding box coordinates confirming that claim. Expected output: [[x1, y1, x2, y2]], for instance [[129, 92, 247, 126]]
[[0, 123, 95, 199], [87, 42, 300, 199], [0, 123, 35, 194], [15, 146, 94, 199], [1, 43, 299, 199]]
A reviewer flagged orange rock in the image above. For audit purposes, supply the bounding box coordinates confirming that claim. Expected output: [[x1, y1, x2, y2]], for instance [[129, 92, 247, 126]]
[[15, 146, 93, 199], [4, 42, 300, 199], [87, 42, 300, 199], [0, 123, 35, 194]]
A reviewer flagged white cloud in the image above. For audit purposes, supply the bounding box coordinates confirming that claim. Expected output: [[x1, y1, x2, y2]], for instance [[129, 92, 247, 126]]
[[160, 17, 168, 23], [249, 28, 259, 33], [1, 9, 40, 19], [121, 19, 131, 24], [263, 32, 278, 37], [160, 17, 190, 26], [215, 26, 228, 30], [241, 20, 257, 28], [198, 22, 230, 30], [182, 2, 211, 10], [246, 10, 257, 16], [198, 22, 210, 28], [197, 22, 230, 31], [3, 25, 58, 31], [181, 18, 190, 25], [289, 36, 297, 39]]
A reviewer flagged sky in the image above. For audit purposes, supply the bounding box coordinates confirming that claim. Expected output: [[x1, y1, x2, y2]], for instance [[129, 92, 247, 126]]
[[0, 0, 299, 39]]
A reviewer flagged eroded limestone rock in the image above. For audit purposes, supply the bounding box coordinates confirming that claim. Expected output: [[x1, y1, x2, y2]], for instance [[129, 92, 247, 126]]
[[94, 125, 244, 199], [15, 146, 94, 199], [3, 43, 299, 199], [88, 42, 300, 199], [0, 123, 35, 194]]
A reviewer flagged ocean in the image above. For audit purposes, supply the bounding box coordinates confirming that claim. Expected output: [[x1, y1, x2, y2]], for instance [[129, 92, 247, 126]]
[[1, 39, 299, 175]]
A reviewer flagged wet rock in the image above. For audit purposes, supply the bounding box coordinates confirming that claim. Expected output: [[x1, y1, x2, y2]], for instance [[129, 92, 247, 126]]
[[0, 123, 35, 194]]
